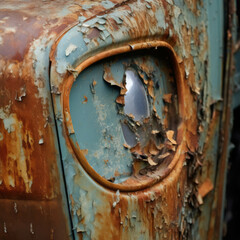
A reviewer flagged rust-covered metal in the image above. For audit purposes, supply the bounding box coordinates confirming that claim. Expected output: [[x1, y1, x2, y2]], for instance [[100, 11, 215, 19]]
[[0, 1, 91, 239], [60, 41, 187, 192], [0, 0, 237, 239]]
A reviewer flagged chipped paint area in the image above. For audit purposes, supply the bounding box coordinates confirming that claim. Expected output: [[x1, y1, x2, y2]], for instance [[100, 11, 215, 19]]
[[0, 110, 33, 192]]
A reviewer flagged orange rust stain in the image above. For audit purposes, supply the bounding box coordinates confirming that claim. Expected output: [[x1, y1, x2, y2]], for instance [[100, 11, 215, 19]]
[[87, 153, 188, 239], [0, 6, 73, 233], [82, 95, 88, 104], [86, 194, 123, 240], [0, 57, 61, 199], [163, 93, 173, 103], [104, 159, 109, 164], [114, 170, 120, 177], [108, 17, 121, 31]]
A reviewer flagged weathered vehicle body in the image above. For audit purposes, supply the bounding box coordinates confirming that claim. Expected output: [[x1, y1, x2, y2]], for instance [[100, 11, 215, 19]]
[[0, 1, 239, 239]]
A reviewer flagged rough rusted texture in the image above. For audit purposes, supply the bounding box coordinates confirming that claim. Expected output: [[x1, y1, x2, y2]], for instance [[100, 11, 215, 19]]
[[0, 1, 107, 239], [48, 0, 227, 240], [0, 0, 232, 239], [0, 0, 113, 197]]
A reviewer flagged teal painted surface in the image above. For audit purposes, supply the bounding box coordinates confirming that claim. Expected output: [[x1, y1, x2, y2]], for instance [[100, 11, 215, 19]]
[[70, 58, 133, 182], [69, 52, 177, 182]]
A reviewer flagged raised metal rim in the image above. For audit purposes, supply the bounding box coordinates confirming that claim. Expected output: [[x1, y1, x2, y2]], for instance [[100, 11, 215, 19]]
[[61, 40, 187, 191]]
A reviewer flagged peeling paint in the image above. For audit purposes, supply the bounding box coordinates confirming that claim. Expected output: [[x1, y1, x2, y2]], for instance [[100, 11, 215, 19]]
[[0, 0, 235, 239], [0, 1, 78, 238]]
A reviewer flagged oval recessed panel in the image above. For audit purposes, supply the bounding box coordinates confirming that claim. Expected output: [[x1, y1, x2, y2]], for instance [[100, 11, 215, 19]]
[[69, 49, 179, 186]]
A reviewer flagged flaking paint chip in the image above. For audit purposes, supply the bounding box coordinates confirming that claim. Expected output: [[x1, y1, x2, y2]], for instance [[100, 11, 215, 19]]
[[66, 65, 79, 79], [130, 142, 142, 155], [149, 148, 159, 156], [123, 143, 131, 149], [148, 157, 157, 166], [157, 152, 170, 160], [39, 138, 44, 145], [103, 65, 123, 88], [151, 130, 160, 135], [102, 29, 110, 38], [97, 18, 106, 25], [95, 25, 105, 32], [113, 190, 120, 208], [147, 80, 155, 99], [196, 193, 203, 205], [116, 95, 125, 105], [127, 113, 135, 119], [135, 121, 141, 126], [80, 26, 88, 33], [65, 44, 77, 57], [193, 86, 200, 95], [166, 130, 177, 145]]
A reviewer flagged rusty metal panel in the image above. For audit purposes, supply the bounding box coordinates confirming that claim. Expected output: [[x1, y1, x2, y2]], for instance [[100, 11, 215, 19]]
[[0, 2, 89, 239], [0, 0, 236, 239], [49, 0, 229, 239]]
